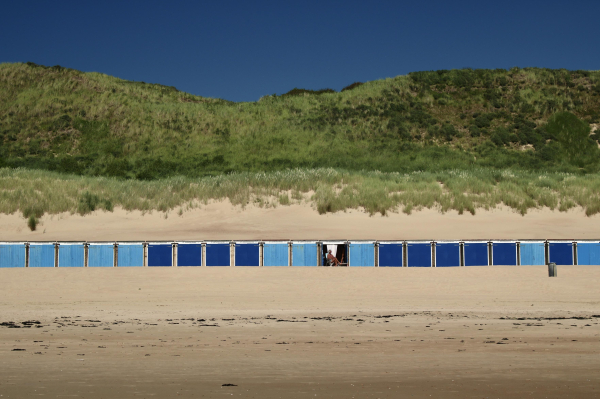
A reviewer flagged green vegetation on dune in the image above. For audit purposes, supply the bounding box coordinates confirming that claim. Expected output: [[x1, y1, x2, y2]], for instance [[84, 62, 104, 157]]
[[2, 167, 600, 218], [1, 62, 599, 179]]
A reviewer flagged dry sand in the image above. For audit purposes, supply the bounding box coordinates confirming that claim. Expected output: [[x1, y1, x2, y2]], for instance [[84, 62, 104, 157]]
[[1, 266, 599, 398], [0, 202, 598, 241]]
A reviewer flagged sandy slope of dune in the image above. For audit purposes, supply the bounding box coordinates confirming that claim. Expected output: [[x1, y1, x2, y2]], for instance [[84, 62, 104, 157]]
[[0, 202, 598, 241]]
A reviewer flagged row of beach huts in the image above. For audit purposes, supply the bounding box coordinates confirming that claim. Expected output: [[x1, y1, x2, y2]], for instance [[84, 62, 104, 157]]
[[0, 240, 598, 268]]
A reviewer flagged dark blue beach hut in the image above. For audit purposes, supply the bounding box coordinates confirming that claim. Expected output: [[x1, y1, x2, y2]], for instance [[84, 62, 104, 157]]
[[147, 242, 173, 267], [234, 241, 260, 266], [491, 241, 517, 266], [205, 242, 230, 266], [406, 241, 432, 267], [435, 241, 461, 267], [377, 241, 404, 267], [463, 241, 489, 266], [548, 241, 574, 266], [176, 242, 203, 266]]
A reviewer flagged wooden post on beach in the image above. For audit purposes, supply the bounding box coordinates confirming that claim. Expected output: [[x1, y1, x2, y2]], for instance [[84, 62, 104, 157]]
[[113, 243, 118, 267], [54, 242, 59, 268], [317, 242, 322, 266]]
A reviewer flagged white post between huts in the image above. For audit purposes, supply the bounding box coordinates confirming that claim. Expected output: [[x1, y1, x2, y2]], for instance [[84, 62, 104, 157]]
[[143, 242, 148, 267], [259, 242, 264, 267], [172, 243, 177, 267]]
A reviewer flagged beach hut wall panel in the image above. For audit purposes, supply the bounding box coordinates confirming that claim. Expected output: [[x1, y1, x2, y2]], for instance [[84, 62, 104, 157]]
[[235, 242, 260, 266], [28, 244, 55, 267], [349, 242, 375, 267], [88, 244, 114, 267], [520, 242, 546, 266], [0, 243, 27, 268], [147, 243, 173, 267], [58, 244, 85, 267], [549, 242, 574, 265], [576, 242, 600, 265], [435, 242, 460, 267], [464, 242, 489, 266], [117, 243, 144, 267], [291, 242, 318, 266], [177, 243, 202, 266], [205, 243, 230, 266], [378, 242, 403, 267], [491, 242, 517, 266], [406, 242, 432, 267], [263, 242, 289, 266]]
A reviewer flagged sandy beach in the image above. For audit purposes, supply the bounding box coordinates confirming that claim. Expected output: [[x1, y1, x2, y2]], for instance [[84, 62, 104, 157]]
[[1, 204, 599, 398], [1, 266, 599, 398], [0, 202, 598, 241]]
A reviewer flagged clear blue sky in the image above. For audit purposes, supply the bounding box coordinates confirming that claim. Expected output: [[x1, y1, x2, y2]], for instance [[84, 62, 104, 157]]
[[1, 0, 599, 102]]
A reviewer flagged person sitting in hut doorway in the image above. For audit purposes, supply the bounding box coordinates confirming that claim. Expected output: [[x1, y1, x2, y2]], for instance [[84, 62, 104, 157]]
[[327, 249, 340, 267]]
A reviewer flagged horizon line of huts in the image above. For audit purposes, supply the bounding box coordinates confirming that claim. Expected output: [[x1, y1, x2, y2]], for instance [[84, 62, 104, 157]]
[[0, 240, 598, 268]]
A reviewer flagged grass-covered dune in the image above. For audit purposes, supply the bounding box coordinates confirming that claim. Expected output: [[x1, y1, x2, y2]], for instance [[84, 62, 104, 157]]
[[1, 62, 600, 179]]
